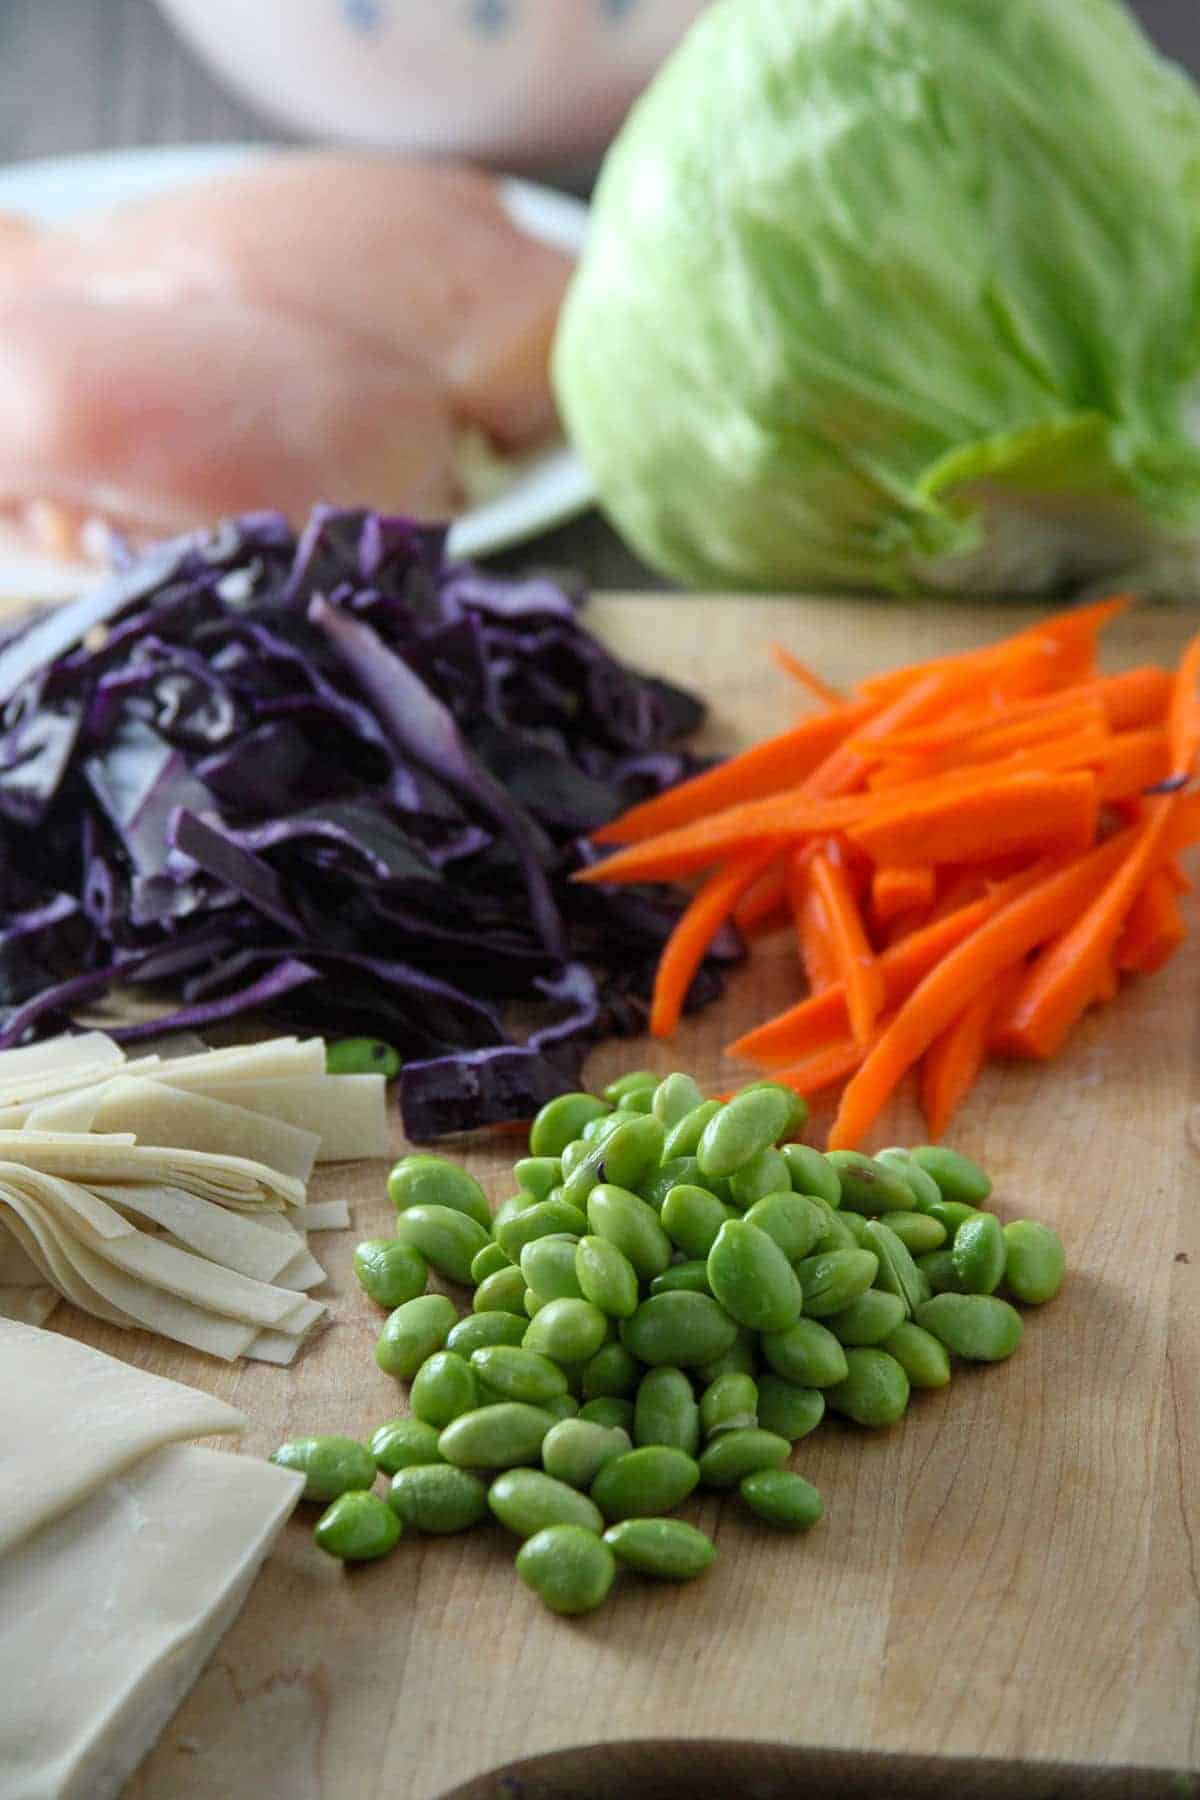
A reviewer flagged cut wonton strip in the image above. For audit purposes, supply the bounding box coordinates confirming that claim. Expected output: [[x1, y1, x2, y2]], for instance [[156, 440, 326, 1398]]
[[0, 1317, 245, 1558], [154, 1036, 325, 1083], [90, 1183, 303, 1284], [0, 1441, 302, 1800], [0, 1284, 59, 1326], [177, 1072, 387, 1161], [0, 1132, 304, 1210], [296, 1199, 352, 1233], [85, 1077, 320, 1184], [0, 1030, 122, 1083]]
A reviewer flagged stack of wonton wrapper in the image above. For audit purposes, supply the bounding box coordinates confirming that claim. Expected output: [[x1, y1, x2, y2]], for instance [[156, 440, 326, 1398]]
[[0, 1030, 388, 1360], [0, 1319, 305, 1800]]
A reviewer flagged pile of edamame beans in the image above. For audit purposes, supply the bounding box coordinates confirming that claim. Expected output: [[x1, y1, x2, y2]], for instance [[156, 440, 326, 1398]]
[[271, 1070, 1065, 1616]]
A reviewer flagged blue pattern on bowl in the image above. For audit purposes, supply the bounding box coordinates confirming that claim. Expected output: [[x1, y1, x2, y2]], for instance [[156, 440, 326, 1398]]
[[339, 0, 643, 37]]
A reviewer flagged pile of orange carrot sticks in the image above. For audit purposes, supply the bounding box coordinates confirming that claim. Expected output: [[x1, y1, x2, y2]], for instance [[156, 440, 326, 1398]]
[[575, 597, 1200, 1149]]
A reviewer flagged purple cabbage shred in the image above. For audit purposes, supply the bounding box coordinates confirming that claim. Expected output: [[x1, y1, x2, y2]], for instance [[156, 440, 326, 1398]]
[[0, 507, 735, 1137]]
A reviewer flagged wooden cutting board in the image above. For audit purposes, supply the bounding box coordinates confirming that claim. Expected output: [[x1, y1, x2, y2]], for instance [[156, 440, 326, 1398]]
[[43, 595, 1199, 1800]]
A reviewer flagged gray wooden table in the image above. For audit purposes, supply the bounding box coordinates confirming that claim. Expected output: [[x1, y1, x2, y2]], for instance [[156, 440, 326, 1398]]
[[1, 0, 1197, 595]]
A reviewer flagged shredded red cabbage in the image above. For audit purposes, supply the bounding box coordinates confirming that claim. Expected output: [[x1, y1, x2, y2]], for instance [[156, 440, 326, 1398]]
[[0, 508, 736, 1136]]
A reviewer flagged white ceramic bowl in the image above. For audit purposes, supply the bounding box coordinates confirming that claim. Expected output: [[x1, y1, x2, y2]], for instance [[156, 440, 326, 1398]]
[[154, 0, 708, 167]]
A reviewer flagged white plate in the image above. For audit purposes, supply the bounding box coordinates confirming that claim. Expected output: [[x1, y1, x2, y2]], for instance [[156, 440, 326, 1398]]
[[0, 143, 593, 593]]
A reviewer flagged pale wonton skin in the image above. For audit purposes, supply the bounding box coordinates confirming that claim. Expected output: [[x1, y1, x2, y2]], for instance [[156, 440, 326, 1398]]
[[0, 153, 571, 545]]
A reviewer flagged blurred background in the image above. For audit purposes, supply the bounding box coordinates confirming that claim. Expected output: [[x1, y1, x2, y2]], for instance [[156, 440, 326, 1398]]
[[0, 0, 1196, 592]]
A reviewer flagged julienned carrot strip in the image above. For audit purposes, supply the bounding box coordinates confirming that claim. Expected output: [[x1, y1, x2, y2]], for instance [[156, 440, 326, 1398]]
[[1168, 631, 1200, 776], [993, 800, 1178, 1060], [866, 723, 1113, 795], [726, 860, 1056, 1067], [1164, 857, 1193, 895], [579, 739, 1110, 888], [1094, 729, 1169, 801], [848, 770, 1099, 868], [649, 848, 778, 1039], [921, 975, 1013, 1141], [765, 1036, 870, 1099], [800, 671, 953, 798], [732, 857, 789, 934], [769, 644, 845, 709], [862, 699, 1106, 770], [1116, 870, 1187, 975], [809, 851, 882, 1044], [872, 863, 935, 928], [826, 830, 1139, 1149], [862, 667, 1170, 758], [854, 595, 1132, 704], [592, 699, 875, 846], [787, 849, 838, 992]]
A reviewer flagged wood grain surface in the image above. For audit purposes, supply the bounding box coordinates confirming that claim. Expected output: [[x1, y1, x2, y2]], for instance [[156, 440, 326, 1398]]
[[38, 594, 1198, 1799]]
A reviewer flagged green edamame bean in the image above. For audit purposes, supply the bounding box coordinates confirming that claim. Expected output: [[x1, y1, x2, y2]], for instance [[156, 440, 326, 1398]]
[[559, 1138, 593, 1180], [313, 1491, 400, 1562], [732, 1080, 808, 1138], [375, 1293, 457, 1379], [491, 1192, 537, 1236], [915, 1293, 1023, 1361], [473, 1264, 528, 1316], [515, 1524, 615, 1615], [523, 1287, 548, 1320], [590, 1445, 700, 1521], [587, 1184, 673, 1279], [523, 1297, 609, 1365], [813, 1205, 863, 1252], [649, 1260, 712, 1297], [651, 1071, 706, 1127], [617, 1086, 655, 1114], [620, 1291, 739, 1368], [575, 1234, 640, 1318], [639, 1156, 733, 1211], [269, 1435, 375, 1503], [542, 1394, 579, 1422], [761, 1316, 848, 1386], [781, 1143, 842, 1208], [438, 1402, 557, 1470], [826, 1347, 911, 1427], [728, 1147, 792, 1208], [603, 1069, 659, 1106], [863, 1219, 928, 1315], [876, 1210, 946, 1254], [387, 1155, 492, 1231], [927, 1200, 979, 1237], [795, 1248, 879, 1317], [662, 1100, 722, 1161], [369, 1418, 443, 1474], [542, 1418, 631, 1488], [520, 1234, 583, 1302], [952, 1211, 1007, 1295], [880, 1322, 952, 1389], [352, 1238, 428, 1309], [446, 1311, 527, 1356], [661, 1184, 731, 1259], [394, 1204, 491, 1286], [470, 1344, 569, 1406], [699, 1371, 758, 1437], [559, 1144, 607, 1209], [603, 1518, 715, 1580], [743, 1191, 825, 1262], [910, 1145, 993, 1204], [326, 1035, 401, 1078], [529, 1093, 610, 1157], [694, 1336, 758, 1385], [577, 1396, 635, 1432], [512, 1157, 562, 1201], [697, 1427, 790, 1489], [755, 1375, 825, 1442], [707, 1219, 803, 1332], [697, 1087, 793, 1179], [497, 1198, 589, 1262], [827, 1288, 907, 1346], [1002, 1220, 1066, 1304], [470, 1241, 511, 1285], [739, 1468, 824, 1532], [875, 1148, 942, 1213], [388, 1464, 487, 1534], [579, 1342, 640, 1403], [600, 1114, 668, 1192], [633, 1366, 701, 1454], [411, 1351, 479, 1428], [489, 1469, 604, 1538], [916, 1248, 965, 1294], [825, 1151, 917, 1214]]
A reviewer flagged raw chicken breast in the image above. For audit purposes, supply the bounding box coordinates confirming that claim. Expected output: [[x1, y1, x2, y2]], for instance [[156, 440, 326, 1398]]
[[0, 153, 572, 548], [0, 154, 571, 450], [0, 293, 462, 541]]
